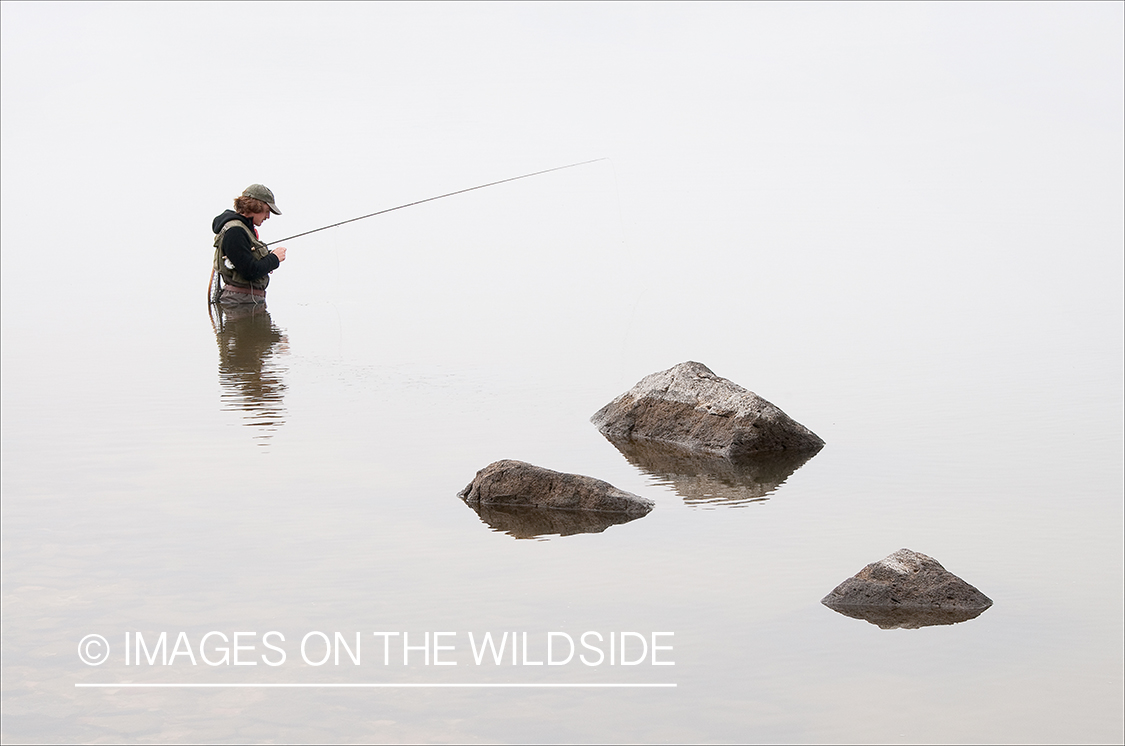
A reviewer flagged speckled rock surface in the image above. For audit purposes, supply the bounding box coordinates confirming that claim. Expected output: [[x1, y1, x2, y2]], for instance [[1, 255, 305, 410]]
[[591, 361, 824, 459], [458, 460, 654, 516], [822, 549, 993, 612]]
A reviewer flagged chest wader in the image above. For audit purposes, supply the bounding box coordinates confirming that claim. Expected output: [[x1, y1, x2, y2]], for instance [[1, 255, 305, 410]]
[[211, 219, 271, 304]]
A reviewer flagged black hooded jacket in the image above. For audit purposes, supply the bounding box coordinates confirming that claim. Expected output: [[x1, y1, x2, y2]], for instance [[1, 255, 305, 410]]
[[212, 210, 280, 282]]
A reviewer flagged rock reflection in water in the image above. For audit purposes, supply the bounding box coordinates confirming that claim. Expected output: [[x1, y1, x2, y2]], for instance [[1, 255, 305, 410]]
[[604, 437, 818, 507], [211, 303, 288, 446], [464, 502, 644, 540], [821, 603, 990, 630]]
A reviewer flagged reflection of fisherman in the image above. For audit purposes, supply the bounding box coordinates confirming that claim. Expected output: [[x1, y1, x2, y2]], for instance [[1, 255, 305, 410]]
[[211, 184, 288, 305], [212, 303, 288, 444]]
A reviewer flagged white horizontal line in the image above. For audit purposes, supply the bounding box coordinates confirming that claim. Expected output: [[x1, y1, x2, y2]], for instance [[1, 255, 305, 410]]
[[76, 682, 676, 689]]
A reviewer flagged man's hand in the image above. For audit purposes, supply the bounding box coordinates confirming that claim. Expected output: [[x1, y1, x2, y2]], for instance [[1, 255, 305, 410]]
[[272, 246, 287, 262]]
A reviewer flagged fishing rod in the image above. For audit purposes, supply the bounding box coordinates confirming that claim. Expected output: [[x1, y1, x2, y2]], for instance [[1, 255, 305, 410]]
[[265, 158, 606, 247]]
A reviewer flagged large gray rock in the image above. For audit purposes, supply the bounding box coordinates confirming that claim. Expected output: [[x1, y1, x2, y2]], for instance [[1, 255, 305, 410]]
[[458, 460, 654, 517], [822, 549, 993, 629], [591, 361, 824, 459]]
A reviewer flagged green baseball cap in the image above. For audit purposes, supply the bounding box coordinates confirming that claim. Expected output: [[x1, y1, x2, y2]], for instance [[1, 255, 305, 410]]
[[242, 184, 282, 215]]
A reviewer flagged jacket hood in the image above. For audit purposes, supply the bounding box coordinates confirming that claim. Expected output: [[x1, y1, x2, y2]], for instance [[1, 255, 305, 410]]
[[212, 210, 252, 235]]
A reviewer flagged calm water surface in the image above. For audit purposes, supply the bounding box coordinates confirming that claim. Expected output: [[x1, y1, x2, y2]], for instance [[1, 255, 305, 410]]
[[3, 258, 1121, 742]]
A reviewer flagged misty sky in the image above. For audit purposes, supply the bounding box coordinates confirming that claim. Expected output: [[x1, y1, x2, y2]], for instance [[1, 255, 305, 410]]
[[2, 2, 1122, 376]]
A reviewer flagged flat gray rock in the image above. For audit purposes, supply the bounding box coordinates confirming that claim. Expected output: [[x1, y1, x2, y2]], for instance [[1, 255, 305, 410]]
[[591, 361, 824, 459], [822, 549, 993, 628], [458, 460, 654, 517]]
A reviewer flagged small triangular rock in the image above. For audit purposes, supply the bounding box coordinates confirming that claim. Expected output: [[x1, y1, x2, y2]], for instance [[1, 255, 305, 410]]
[[591, 361, 824, 459], [822, 549, 993, 611]]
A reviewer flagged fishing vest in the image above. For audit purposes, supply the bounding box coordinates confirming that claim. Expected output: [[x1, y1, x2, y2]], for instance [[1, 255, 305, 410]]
[[213, 218, 271, 290]]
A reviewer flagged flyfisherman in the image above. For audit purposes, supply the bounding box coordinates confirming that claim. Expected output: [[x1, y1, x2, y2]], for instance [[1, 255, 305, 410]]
[[206, 161, 602, 305], [211, 184, 288, 305]]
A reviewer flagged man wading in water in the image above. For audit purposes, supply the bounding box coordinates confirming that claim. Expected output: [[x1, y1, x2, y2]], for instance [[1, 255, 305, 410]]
[[211, 184, 288, 305]]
